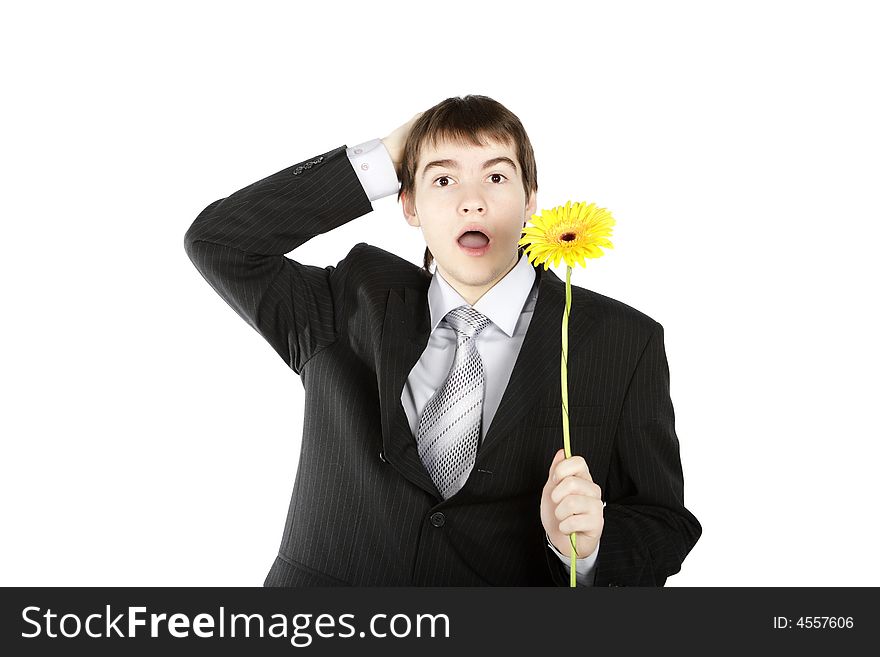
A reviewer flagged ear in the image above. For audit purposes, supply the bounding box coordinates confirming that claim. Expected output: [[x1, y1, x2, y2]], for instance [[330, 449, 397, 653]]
[[401, 189, 420, 227], [524, 189, 537, 227]]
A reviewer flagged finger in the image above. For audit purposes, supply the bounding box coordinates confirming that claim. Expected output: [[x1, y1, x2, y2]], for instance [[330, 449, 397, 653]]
[[558, 510, 605, 537], [547, 448, 565, 476], [553, 454, 593, 484], [551, 478, 602, 505], [543, 449, 567, 493], [551, 478, 599, 506], [554, 494, 604, 522]]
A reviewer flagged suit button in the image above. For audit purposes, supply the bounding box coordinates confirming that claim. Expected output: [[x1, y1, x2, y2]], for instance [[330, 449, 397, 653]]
[[378, 449, 387, 463], [430, 512, 445, 527]]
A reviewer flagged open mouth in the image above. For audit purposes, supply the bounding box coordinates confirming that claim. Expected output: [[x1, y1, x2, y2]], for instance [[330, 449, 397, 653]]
[[456, 225, 492, 251]]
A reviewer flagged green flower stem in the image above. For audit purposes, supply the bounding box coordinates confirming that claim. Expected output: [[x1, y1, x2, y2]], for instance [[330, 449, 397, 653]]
[[561, 265, 576, 587]]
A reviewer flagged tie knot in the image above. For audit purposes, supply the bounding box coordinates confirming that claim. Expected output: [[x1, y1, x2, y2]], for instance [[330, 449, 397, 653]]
[[444, 305, 491, 339]]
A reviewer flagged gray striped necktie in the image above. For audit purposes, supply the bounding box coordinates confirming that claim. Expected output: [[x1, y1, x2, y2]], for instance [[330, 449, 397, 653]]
[[416, 305, 492, 500]]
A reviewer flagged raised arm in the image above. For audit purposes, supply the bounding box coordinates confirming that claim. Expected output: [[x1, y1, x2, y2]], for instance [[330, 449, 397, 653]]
[[183, 144, 375, 374], [183, 113, 423, 373]]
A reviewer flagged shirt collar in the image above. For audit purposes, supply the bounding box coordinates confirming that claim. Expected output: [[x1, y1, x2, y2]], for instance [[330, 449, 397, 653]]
[[427, 252, 536, 337]]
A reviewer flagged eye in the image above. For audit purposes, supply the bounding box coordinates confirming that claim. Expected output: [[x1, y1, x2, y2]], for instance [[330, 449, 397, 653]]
[[431, 173, 508, 187]]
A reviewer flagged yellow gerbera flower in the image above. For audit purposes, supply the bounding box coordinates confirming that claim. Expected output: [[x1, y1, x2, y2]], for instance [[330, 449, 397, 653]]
[[519, 199, 616, 586], [519, 200, 615, 270]]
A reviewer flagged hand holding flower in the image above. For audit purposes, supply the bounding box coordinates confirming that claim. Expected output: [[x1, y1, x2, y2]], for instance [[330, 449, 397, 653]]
[[541, 448, 604, 560]]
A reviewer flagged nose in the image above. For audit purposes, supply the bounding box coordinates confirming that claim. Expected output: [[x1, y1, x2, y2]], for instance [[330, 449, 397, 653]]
[[459, 195, 485, 214], [458, 180, 487, 215]]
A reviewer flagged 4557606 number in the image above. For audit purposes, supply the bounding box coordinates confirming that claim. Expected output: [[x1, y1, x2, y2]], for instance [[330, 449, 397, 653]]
[[773, 617, 854, 629]]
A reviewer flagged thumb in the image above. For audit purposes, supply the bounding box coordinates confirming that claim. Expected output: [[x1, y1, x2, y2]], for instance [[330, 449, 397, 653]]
[[545, 448, 566, 485]]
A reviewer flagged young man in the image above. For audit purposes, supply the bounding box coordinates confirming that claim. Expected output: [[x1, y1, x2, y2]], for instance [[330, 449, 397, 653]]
[[183, 95, 701, 586]]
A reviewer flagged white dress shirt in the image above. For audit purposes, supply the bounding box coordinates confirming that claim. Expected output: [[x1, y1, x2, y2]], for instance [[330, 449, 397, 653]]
[[345, 138, 599, 585]]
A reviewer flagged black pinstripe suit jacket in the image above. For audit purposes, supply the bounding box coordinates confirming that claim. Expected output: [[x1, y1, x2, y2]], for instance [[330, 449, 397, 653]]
[[183, 144, 702, 587]]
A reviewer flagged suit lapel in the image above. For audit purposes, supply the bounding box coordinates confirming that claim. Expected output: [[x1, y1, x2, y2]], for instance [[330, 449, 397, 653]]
[[476, 264, 561, 461], [376, 263, 598, 502], [377, 285, 442, 499]]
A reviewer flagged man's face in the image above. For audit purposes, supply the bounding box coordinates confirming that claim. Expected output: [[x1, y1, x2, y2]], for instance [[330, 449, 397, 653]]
[[402, 136, 537, 304]]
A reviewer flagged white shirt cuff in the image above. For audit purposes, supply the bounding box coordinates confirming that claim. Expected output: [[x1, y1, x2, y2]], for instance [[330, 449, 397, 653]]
[[547, 532, 599, 586], [346, 138, 400, 201]]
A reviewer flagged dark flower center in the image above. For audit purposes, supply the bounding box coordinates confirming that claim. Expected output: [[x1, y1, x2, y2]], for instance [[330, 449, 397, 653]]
[[560, 232, 577, 242]]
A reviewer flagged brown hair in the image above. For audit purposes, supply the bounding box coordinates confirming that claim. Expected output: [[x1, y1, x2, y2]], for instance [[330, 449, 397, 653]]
[[397, 95, 539, 273]]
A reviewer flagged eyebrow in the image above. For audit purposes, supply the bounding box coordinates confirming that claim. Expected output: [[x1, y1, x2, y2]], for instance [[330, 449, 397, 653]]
[[421, 156, 518, 179]]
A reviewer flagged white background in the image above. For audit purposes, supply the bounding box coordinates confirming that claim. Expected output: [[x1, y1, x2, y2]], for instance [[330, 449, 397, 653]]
[[2, 1, 877, 586]]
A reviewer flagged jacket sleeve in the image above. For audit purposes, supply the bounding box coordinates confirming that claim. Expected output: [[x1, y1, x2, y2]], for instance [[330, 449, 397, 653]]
[[183, 145, 375, 374], [571, 321, 702, 587]]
